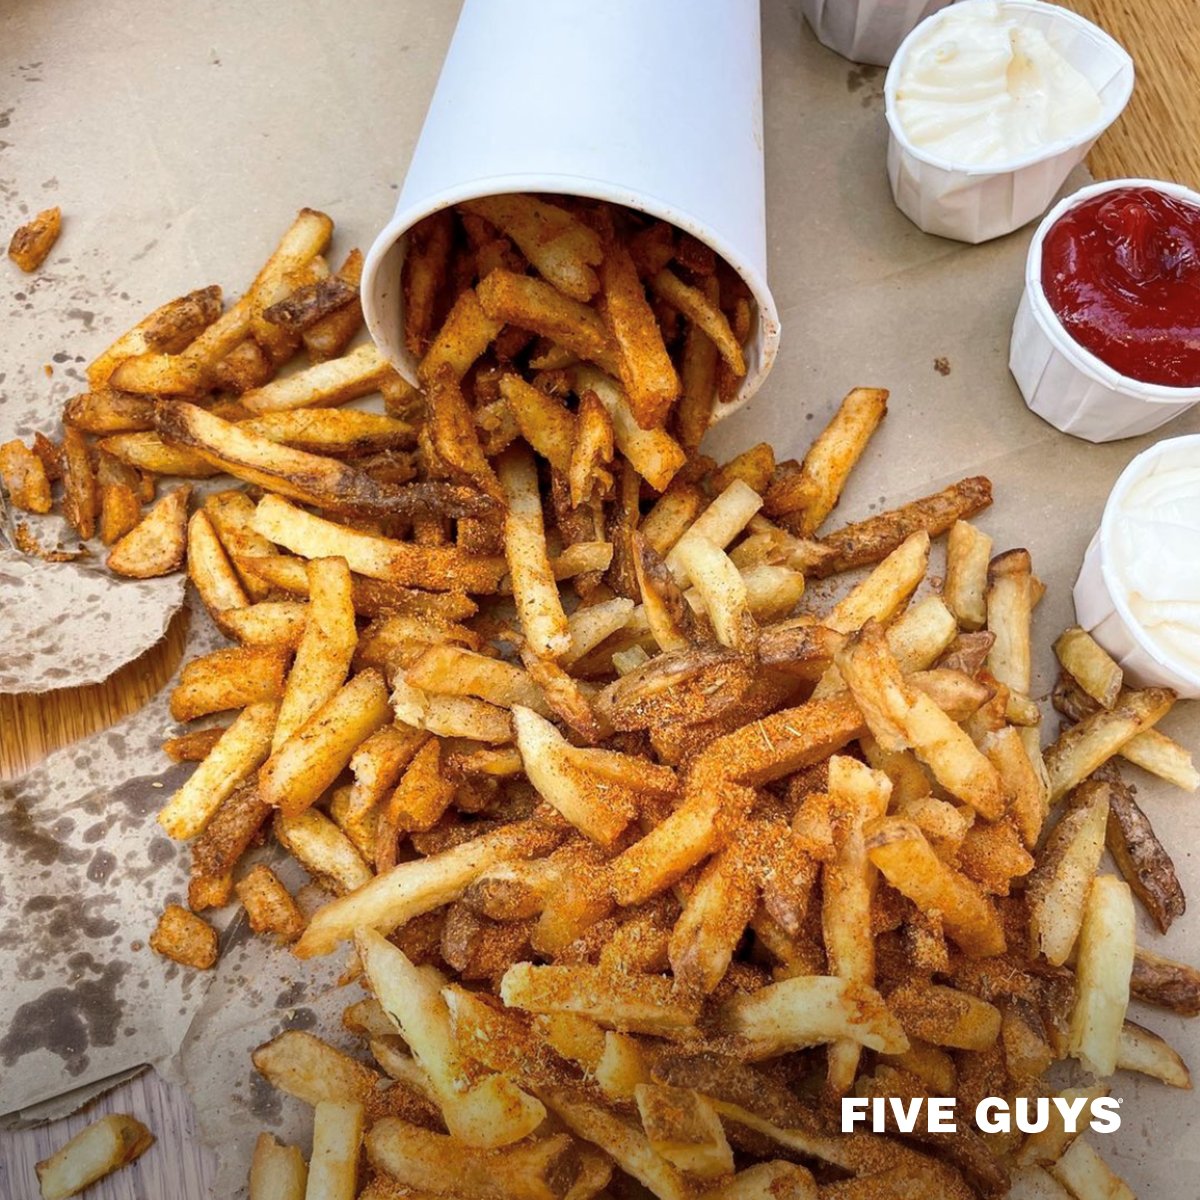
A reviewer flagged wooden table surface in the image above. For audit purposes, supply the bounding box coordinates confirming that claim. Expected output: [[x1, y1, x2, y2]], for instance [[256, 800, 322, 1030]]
[[0, 3, 1196, 1197]]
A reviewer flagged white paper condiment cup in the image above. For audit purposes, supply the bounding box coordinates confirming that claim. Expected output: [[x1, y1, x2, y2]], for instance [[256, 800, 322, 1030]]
[[362, 0, 779, 423], [883, 0, 1134, 244], [1074, 434, 1200, 699], [800, 0, 953, 67], [1011, 179, 1200, 442]]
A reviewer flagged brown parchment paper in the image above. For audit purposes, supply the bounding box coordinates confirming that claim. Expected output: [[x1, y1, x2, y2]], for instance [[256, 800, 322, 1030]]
[[2, 1, 1199, 1196]]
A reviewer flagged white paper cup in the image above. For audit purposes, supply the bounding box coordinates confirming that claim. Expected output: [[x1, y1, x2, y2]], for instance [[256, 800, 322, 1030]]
[[800, 0, 952, 67], [883, 0, 1134, 244], [1010, 179, 1200, 442], [362, 0, 779, 423], [1073, 435, 1200, 698]]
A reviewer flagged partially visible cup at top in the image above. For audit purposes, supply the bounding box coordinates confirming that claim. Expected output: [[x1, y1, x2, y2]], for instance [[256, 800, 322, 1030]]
[[799, 0, 953, 67], [883, 0, 1134, 243], [362, 0, 780, 424], [1074, 435, 1200, 700], [1011, 178, 1200, 442]]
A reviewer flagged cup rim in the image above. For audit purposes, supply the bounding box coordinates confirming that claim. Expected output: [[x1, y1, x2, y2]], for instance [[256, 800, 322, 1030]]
[[1096, 432, 1200, 692], [362, 174, 782, 423], [883, 0, 1134, 177], [1023, 177, 1200, 404]]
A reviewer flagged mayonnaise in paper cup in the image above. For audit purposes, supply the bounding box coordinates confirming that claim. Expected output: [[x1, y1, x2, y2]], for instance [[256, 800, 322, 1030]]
[[800, 0, 952, 67], [1074, 435, 1200, 699], [362, 0, 779, 424], [1011, 179, 1200, 443], [884, 0, 1133, 244]]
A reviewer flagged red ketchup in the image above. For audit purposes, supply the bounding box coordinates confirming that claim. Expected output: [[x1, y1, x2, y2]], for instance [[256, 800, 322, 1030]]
[[1041, 186, 1200, 388]]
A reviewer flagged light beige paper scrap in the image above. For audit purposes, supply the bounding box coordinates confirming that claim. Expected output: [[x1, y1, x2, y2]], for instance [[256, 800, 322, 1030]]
[[1, 1, 1198, 1197]]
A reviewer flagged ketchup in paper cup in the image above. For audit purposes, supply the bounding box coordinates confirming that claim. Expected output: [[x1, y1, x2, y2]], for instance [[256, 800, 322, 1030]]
[[883, 0, 1133, 243], [362, 0, 780, 424], [1074, 434, 1200, 700], [1011, 179, 1200, 443], [799, 0, 953, 68]]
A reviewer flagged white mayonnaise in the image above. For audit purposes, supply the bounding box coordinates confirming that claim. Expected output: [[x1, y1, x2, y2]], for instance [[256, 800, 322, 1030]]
[[893, 2, 1103, 167], [1110, 467, 1200, 676]]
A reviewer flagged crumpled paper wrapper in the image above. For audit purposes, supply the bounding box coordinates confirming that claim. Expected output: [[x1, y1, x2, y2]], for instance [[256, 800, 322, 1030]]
[[2, 2, 1200, 1197]]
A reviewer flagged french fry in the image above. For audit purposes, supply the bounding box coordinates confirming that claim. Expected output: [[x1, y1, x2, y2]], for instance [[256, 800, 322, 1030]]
[[633, 1083, 733, 1179], [88, 285, 223, 387], [169, 646, 288, 722], [260, 670, 391, 817], [304, 1100, 363, 1200], [238, 409, 414, 456], [105, 482, 189, 576], [188, 782, 271, 909], [944, 520, 993, 631], [478, 268, 621, 376], [221, 601, 309, 649], [675, 276, 721, 451], [418, 286, 504, 384], [887, 982, 1002, 1051], [402, 211, 454, 357], [236, 342, 392, 413], [671, 534, 756, 651], [35, 1114, 154, 1200], [1104, 768, 1185, 933], [236, 864, 306, 943], [1044, 687, 1176, 802], [666, 479, 763, 586], [649, 267, 745, 376], [358, 929, 546, 1147], [1050, 1138, 1134, 1200], [764, 388, 888, 534], [0, 439, 53, 513], [866, 818, 1005, 957], [837, 623, 1006, 819], [810, 476, 993, 577], [304, 248, 364, 362], [598, 220, 679, 429], [248, 1132, 308, 1200], [159, 700, 279, 839], [252, 494, 507, 592], [573, 367, 686, 491], [295, 814, 565, 956], [1069, 875, 1135, 1077], [1055, 626, 1123, 709], [986, 549, 1035, 707], [1117, 1020, 1191, 1089], [570, 389, 615, 507], [720, 975, 908, 1058], [8, 205, 61, 272], [500, 445, 572, 657], [188, 508, 249, 616], [542, 1087, 691, 1200], [502, 374, 576, 472], [461, 195, 602, 301], [502, 962, 697, 1035], [263, 273, 357, 333], [273, 556, 356, 748], [365, 1118, 577, 1200], [149, 903, 218, 968]]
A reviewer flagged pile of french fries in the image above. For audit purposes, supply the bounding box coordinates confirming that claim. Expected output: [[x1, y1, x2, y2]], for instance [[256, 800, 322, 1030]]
[[6, 197, 1200, 1200]]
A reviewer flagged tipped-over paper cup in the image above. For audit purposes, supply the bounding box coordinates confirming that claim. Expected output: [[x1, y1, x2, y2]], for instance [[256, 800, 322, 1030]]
[[362, 0, 779, 422], [1011, 179, 1200, 443], [1074, 435, 1200, 700], [800, 0, 952, 67], [884, 0, 1134, 243]]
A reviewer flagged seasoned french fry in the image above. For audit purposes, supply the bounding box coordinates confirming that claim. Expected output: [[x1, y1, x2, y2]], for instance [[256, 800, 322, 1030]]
[[150, 903, 218, 968], [1050, 1138, 1134, 1200], [1117, 1020, 1191, 1089], [649, 267, 745, 376], [35, 1114, 153, 1200], [304, 248, 364, 362], [0, 439, 53, 513], [500, 445, 571, 657], [634, 1083, 733, 1179], [1044, 687, 1176, 802], [764, 388, 888, 535], [260, 670, 391, 817], [944, 520, 993, 631], [169, 645, 288, 722], [253, 494, 506, 592], [8, 205, 61, 272], [810, 476, 993, 577], [1055, 626, 1123, 709], [236, 864, 306, 943], [402, 211, 453, 357], [304, 1099, 363, 1200]]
